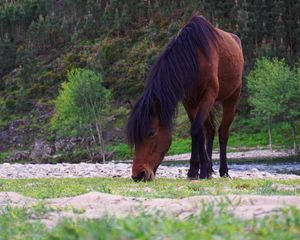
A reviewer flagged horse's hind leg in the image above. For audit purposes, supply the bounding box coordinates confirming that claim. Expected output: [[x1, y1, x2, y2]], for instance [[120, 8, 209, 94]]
[[205, 112, 215, 173], [219, 87, 241, 177]]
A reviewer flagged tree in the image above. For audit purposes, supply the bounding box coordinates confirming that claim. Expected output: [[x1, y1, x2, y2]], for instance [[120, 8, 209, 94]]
[[247, 58, 300, 154], [51, 68, 111, 162]]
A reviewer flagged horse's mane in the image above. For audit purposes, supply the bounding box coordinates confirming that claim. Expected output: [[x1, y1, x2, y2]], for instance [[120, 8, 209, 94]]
[[126, 15, 218, 146]]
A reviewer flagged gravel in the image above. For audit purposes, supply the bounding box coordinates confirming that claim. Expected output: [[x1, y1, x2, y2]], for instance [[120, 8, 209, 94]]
[[0, 149, 298, 180], [0, 162, 299, 180]]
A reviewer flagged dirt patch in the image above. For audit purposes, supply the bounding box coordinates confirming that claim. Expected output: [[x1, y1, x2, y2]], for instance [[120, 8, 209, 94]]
[[0, 192, 36, 207], [1, 192, 300, 228]]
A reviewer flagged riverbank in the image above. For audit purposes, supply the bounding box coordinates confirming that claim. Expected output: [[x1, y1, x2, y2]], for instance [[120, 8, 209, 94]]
[[164, 148, 293, 161], [0, 148, 299, 179]]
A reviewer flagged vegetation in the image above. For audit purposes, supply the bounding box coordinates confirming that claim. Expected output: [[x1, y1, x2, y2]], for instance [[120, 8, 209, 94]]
[[0, 0, 300, 159], [248, 58, 300, 154], [0, 205, 299, 240], [108, 120, 300, 160], [1, 177, 300, 238], [51, 68, 111, 162], [1, 178, 299, 199]]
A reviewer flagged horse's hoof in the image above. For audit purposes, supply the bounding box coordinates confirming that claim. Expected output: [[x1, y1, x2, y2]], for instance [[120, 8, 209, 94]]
[[187, 176, 199, 181], [199, 174, 209, 179], [220, 172, 230, 178], [187, 168, 199, 180], [187, 172, 199, 180], [187, 173, 199, 180], [198, 167, 212, 179], [199, 172, 209, 179], [208, 167, 215, 177]]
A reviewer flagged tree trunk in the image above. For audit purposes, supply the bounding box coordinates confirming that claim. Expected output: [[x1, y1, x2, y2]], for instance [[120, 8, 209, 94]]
[[95, 121, 106, 163], [268, 126, 273, 152], [88, 125, 97, 161], [290, 122, 297, 155]]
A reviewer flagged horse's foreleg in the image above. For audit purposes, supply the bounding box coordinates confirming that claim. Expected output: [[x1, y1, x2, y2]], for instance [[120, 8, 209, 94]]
[[219, 87, 241, 177], [183, 102, 201, 179], [189, 113, 209, 179], [187, 124, 201, 179], [184, 94, 216, 179]]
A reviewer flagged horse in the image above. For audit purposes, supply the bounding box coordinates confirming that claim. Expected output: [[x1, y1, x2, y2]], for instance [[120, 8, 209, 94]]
[[126, 15, 244, 181]]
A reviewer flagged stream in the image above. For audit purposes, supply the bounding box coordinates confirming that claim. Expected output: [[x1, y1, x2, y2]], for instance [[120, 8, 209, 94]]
[[161, 156, 300, 175]]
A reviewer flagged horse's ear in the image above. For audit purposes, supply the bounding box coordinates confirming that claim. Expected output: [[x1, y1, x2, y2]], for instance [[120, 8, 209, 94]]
[[126, 100, 134, 109]]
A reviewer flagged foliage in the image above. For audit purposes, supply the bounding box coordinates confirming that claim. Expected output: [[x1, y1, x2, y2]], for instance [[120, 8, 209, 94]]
[[1, 0, 300, 155], [247, 58, 300, 152], [26, 14, 71, 54], [107, 122, 300, 160], [248, 58, 298, 125], [52, 68, 110, 135], [0, 35, 16, 78], [51, 68, 111, 161]]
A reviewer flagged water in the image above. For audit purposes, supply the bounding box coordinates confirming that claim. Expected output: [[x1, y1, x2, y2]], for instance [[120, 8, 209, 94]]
[[161, 156, 300, 175]]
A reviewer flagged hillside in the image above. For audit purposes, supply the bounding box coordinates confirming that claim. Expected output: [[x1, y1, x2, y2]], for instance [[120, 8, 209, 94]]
[[1, 0, 300, 161]]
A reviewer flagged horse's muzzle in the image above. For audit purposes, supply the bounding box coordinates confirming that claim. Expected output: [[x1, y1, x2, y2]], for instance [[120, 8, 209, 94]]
[[132, 170, 155, 182]]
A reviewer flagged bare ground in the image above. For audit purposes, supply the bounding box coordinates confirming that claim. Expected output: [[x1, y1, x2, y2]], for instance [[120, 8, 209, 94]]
[[1, 191, 300, 228]]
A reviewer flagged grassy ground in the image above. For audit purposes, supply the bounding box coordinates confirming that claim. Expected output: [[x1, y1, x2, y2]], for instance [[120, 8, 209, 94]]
[[1, 178, 300, 199], [0, 204, 299, 240], [107, 110, 300, 160], [1, 178, 300, 239], [2, 113, 299, 163], [107, 130, 299, 160]]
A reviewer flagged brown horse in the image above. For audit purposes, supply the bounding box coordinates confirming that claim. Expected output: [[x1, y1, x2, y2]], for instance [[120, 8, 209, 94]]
[[126, 16, 243, 181]]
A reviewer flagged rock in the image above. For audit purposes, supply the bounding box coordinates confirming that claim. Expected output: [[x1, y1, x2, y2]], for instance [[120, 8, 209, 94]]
[[54, 138, 67, 152], [54, 137, 84, 152], [8, 151, 30, 162], [35, 103, 54, 123], [29, 140, 55, 162], [103, 128, 123, 142]]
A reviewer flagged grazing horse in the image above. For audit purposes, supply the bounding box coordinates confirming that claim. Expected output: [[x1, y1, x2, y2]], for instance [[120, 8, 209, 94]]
[[126, 15, 243, 181]]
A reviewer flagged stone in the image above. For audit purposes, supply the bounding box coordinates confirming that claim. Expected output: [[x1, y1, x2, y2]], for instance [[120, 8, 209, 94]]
[[8, 151, 30, 162], [29, 140, 55, 162]]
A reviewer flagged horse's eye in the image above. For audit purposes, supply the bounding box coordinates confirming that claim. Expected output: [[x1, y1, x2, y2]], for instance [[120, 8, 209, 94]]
[[148, 129, 156, 138]]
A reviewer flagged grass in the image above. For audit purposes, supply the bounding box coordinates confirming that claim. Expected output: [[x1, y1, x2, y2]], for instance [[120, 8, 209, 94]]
[[106, 110, 300, 160], [1, 177, 299, 239], [0, 204, 299, 239], [1, 178, 300, 199], [107, 127, 299, 160], [0, 151, 10, 164]]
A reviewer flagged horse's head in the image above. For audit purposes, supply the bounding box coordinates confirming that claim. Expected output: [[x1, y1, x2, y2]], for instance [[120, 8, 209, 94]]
[[131, 117, 172, 181], [126, 100, 172, 181]]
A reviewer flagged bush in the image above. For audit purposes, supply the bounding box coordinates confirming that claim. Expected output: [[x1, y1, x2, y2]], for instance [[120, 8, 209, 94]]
[[51, 68, 111, 162], [247, 58, 300, 153]]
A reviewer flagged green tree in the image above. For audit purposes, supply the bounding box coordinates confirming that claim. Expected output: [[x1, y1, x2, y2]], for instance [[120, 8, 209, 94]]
[[247, 58, 300, 153], [51, 68, 111, 162]]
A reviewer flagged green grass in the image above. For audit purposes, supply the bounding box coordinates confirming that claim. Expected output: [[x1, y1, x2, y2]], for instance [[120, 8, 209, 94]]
[[0, 151, 10, 163], [106, 113, 300, 160], [109, 129, 299, 160], [1, 178, 300, 199], [1, 178, 300, 239], [1, 204, 299, 239]]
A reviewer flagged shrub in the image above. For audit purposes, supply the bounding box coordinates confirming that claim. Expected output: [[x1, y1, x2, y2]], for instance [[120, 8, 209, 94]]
[[51, 68, 111, 162]]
